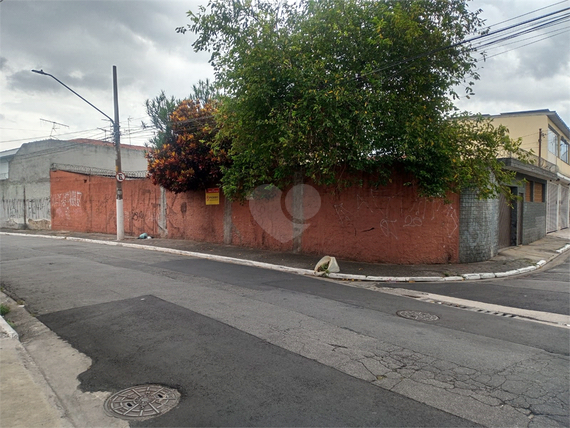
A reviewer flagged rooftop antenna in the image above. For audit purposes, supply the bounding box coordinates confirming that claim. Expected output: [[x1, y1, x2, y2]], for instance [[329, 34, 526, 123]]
[[127, 116, 132, 145], [40, 118, 69, 138], [98, 127, 109, 141]]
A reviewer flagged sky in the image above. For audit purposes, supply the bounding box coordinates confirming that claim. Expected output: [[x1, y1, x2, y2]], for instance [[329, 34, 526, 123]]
[[1, 0, 569, 152]]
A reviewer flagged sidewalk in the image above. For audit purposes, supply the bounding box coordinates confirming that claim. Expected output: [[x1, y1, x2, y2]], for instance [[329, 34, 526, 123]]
[[2, 227, 569, 281], [1, 228, 569, 427], [1, 310, 72, 428]]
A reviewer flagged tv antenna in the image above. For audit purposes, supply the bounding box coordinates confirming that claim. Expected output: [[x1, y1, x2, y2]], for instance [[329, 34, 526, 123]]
[[40, 118, 69, 138]]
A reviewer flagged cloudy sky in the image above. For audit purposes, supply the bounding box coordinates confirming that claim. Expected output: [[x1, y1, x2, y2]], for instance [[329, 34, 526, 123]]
[[1, 0, 569, 151]]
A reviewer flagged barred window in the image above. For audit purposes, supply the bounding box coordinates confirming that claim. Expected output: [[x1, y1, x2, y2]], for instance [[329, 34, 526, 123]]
[[561, 138, 569, 163], [548, 127, 559, 155]]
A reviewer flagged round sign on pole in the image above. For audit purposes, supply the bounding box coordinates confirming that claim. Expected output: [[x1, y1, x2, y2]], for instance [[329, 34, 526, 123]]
[[116, 172, 126, 182]]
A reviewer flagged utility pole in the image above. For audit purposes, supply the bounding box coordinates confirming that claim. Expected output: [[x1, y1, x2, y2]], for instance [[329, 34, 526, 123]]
[[32, 67, 125, 240], [538, 128, 542, 168], [113, 66, 124, 240]]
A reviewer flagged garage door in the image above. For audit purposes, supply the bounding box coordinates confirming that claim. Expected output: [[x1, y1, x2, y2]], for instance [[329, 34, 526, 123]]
[[547, 183, 558, 233]]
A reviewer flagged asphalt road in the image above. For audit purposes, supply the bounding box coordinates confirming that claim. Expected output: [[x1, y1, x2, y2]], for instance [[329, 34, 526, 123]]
[[1, 234, 568, 427], [384, 253, 570, 315], [37, 295, 475, 427]]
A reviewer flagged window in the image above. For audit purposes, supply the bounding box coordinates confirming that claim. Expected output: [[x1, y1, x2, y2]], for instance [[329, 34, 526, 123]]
[[534, 182, 544, 202], [526, 181, 545, 202], [561, 138, 569, 163], [548, 127, 559, 155]]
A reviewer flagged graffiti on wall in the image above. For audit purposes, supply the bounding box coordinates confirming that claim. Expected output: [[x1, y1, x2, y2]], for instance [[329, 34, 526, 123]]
[[331, 191, 458, 241], [1, 196, 51, 227], [1, 198, 24, 220], [52, 191, 82, 220]]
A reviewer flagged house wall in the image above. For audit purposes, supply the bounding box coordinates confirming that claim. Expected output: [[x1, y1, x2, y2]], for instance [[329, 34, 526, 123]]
[[522, 202, 547, 244], [0, 139, 147, 229], [50, 170, 462, 264], [491, 114, 570, 177], [458, 190, 499, 263], [491, 115, 547, 159], [519, 174, 547, 245], [490, 111, 570, 237]]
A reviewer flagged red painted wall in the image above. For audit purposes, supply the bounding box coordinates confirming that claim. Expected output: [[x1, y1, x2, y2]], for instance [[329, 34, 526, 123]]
[[51, 171, 160, 237], [301, 177, 459, 264], [166, 191, 225, 242], [50, 170, 460, 264]]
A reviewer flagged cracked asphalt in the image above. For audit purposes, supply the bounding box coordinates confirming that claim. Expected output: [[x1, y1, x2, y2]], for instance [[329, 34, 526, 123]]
[[1, 233, 569, 427]]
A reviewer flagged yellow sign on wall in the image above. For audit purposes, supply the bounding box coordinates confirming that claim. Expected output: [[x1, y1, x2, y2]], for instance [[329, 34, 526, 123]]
[[206, 188, 220, 205]]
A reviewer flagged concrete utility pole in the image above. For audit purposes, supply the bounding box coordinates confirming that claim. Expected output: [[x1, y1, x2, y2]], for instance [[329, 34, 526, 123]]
[[32, 67, 125, 240], [113, 66, 124, 240]]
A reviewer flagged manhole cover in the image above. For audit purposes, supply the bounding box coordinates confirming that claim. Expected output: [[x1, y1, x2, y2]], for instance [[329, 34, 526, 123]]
[[104, 384, 180, 420], [396, 310, 439, 321]]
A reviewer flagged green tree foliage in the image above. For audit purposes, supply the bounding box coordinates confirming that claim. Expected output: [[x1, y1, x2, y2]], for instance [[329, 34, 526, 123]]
[[181, 0, 524, 200], [143, 80, 218, 149], [146, 99, 231, 193], [143, 90, 180, 149]]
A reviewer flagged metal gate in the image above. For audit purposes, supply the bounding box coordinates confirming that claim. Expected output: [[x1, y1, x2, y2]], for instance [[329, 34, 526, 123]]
[[498, 192, 512, 248], [547, 183, 558, 233], [559, 185, 569, 229]]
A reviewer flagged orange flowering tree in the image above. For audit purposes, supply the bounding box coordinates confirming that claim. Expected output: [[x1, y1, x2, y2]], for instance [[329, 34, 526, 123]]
[[146, 100, 230, 193]]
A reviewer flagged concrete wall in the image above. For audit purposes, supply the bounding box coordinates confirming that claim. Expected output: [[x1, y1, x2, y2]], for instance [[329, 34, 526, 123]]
[[522, 202, 546, 245], [0, 181, 51, 229], [0, 139, 147, 229], [459, 190, 499, 263], [50, 170, 461, 264]]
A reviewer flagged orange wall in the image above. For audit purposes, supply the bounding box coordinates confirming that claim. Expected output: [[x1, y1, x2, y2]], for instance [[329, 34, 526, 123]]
[[166, 191, 225, 242], [301, 178, 460, 264], [50, 170, 460, 264], [51, 171, 160, 236]]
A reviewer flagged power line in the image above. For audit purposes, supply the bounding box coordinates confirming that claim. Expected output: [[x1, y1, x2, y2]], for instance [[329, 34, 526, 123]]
[[480, 25, 569, 52], [479, 0, 568, 31], [358, 6, 570, 81], [470, 12, 570, 51], [483, 28, 570, 59]]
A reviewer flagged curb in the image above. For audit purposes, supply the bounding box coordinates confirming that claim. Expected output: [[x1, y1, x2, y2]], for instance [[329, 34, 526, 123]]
[[0, 291, 19, 339], [1, 232, 568, 283], [0, 313, 19, 339]]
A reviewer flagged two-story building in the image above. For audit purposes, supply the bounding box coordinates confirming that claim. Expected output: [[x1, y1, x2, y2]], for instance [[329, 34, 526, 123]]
[[485, 109, 569, 247]]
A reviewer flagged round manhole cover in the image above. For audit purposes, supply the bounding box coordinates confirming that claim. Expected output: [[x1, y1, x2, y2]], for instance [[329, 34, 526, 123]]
[[397, 310, 439, 321], [104, 384, 180, 420]]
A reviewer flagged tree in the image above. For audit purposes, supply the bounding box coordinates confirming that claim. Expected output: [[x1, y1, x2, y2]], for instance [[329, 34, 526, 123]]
[[180, 0, 525, 200], [145, 99, 230, 193], [143, 80, 219, 149], [142, 90, 180, 149]]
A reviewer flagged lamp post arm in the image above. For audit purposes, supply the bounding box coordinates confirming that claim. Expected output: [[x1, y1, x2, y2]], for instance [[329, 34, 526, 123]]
[[31, 69, 114, 124]]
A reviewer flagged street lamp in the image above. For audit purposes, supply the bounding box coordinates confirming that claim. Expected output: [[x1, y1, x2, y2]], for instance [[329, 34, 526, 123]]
[[32, 67, 125, 240]]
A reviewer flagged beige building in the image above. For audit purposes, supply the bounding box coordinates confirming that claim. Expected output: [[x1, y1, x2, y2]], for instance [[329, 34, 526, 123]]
[[486, 109, 569, 235]]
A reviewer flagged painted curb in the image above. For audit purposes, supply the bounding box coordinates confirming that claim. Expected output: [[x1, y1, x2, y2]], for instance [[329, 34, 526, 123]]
[[0, 314, 19, 340], [1, 232, 567, 283], [479, 273, 496, 279]]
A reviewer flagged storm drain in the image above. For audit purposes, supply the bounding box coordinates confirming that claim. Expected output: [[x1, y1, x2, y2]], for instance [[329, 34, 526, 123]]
[[396, 310, 440, 321], [104, 384, 180, 420]]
